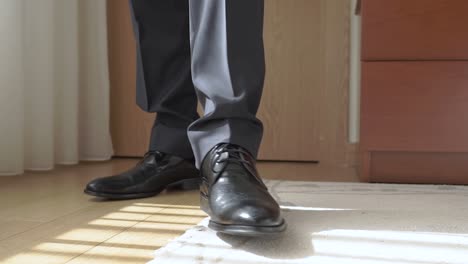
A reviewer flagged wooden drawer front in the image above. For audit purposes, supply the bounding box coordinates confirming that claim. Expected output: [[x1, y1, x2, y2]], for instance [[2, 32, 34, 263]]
[[362, 0, 468, 60], [361, 61, 468, 152], [370, 151, 468, 184]]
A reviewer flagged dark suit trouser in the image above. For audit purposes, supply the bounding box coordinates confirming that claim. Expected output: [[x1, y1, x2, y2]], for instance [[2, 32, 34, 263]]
[[129, 0, 265, 167]]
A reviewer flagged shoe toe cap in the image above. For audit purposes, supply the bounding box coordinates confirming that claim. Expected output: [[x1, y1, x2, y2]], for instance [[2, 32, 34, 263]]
[[229, 204, 283, 227], [85, 179, 103, 193]]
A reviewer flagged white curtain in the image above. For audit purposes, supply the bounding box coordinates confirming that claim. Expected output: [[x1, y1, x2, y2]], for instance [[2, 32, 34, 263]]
[[0, 0, 113, 176]]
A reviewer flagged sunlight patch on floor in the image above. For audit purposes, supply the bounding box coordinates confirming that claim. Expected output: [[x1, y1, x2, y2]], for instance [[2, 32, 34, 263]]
[[281, 206, 354, 211], [119, 205, 165, 214], [88, 219, 139, 228], [134, 203, 200, 209], [2, 202, 204, 264], [56, 228, 116, 243], [101, 212, 153, 221], [32, 243, 93, 256], [312, 229, 468, 264]]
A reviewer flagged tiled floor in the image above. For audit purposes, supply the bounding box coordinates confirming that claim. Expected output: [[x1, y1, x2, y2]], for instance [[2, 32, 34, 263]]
[[0, 159, 357, 264]]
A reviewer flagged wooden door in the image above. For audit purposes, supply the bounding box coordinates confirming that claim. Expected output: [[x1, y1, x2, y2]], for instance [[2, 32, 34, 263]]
[[108, 0, 355, 166]]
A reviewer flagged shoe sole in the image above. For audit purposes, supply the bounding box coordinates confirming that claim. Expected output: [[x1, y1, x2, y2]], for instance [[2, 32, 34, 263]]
[[208, 219, 287, 237], [200, 194, 287, 236], [83, 177, 200, 200]]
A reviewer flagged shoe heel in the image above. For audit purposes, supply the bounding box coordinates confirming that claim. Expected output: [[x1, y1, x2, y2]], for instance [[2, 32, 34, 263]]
[[167, 177, 201, 191]]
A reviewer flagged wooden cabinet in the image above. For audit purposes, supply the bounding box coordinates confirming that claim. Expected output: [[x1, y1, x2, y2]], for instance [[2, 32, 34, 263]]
[[362, 0, 468, 60], [108, 0, 356, 167], [360, 0, 468, 184], [361, 62, 468, 152]]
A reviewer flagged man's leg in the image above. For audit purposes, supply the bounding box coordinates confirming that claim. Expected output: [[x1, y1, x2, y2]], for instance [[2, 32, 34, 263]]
[[187, 0, 265, 166], [188, 0, 286, 235], [84, 0, 200, 199], [131, 0, 199, 159]]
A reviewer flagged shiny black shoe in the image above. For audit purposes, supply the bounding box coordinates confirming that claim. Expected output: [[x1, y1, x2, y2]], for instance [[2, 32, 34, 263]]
[[200, 143, 286, 236], [84, 151, 200, 200]]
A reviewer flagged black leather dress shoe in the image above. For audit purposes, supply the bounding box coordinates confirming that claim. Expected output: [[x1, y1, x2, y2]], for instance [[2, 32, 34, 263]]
[[84, 151, 200, 200], [200, 143, 286, 236]]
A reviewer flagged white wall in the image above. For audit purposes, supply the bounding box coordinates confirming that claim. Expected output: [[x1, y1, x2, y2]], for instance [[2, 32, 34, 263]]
[[349, 0, 361, 144]]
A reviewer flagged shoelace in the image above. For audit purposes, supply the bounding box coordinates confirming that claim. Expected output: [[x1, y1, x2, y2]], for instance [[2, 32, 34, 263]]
[[211, 145, 255, 172], [210, 145, 268, 190]]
